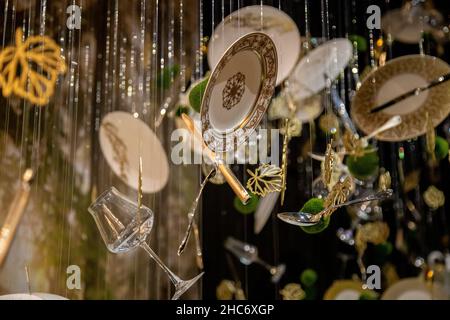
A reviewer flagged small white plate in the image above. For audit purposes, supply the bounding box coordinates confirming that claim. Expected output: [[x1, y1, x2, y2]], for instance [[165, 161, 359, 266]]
[[99, 111, 169, 193], [288, 38, 353, 100], [208, 5, 300, 86]]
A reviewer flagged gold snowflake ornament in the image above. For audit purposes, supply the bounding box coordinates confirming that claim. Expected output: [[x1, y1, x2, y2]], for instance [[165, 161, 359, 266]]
[[0, 28, 67, 106], [246, 164, 283, 197]]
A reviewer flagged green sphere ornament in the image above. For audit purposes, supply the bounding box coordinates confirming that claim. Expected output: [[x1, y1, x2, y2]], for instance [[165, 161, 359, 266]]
[[300, 269, 318, 288], [435, 136, 449, 161], [233, 193, 259, 215], [300, 198, 330, 234], [189, 76, 209, 113], [346, 148, 380, 181]]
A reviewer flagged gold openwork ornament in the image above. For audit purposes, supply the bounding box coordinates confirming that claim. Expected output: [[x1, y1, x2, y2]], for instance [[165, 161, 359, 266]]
[[280, 283, 305, 300], [0, 28, 67, 106], [216, 280, 245, 300], [423, 185, 445, 210], [324, 176, 353, 216], [246, 164, 283, 197], [355, 221, 390, 255]]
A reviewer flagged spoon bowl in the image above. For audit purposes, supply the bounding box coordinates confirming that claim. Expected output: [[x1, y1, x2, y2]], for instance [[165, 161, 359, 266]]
[[277, 189, 393, 227]]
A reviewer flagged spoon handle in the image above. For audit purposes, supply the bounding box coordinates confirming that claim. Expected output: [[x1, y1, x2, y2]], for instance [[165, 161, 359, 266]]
[[331, 189, 393, 210], [364, 116, 402, 140], [178, 168, 215, 256]]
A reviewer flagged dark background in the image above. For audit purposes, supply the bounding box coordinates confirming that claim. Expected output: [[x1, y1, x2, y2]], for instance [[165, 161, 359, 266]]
[[201, 0, 450, 300]]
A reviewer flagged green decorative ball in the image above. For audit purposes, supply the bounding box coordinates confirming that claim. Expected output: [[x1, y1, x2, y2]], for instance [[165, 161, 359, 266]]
[[233, 193, 259, 215], [300, 269, 318, 287], [359, 290, 379, 300], [175, 105, 190, 117], [189, 77, 209, 113], [435, 136, 449, 161], [375, 241, 393, 257], [157, 64, 180, 89], [349, 34, 368, 52], [346, 148, 380, 181], [300, 198, 330, 234]]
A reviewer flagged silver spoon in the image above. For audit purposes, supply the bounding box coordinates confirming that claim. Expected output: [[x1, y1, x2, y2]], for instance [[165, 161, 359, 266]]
[[277, 189, 393, 227]]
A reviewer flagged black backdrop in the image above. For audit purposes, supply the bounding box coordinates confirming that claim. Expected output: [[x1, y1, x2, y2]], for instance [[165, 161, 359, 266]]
[[200, 0, 450, 300]]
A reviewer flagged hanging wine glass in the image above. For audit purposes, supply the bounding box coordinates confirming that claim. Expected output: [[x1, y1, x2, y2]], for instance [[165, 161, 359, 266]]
[[89, 187, 203, 300], [224, 237, 285, 283]]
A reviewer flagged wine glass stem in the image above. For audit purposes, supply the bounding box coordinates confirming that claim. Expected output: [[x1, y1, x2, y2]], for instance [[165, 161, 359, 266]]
[[255, 257, 274, 273], [140, 242, 182, 286]]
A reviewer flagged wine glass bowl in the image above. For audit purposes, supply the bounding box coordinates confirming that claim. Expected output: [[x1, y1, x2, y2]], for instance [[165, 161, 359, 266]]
[[89, 187, 203, 300], [89, 187, 153, 253]]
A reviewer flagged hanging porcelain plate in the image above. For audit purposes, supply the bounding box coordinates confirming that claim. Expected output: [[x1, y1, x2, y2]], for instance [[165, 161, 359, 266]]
[[382, 278, 447, 300], [208, 5, 299, 86], [288, 38, 353, 101], [381, 7, 443, 44], [323, 280, 363, 300], [351, 55, 450, 142], [0, 293, 67, 300], [99, 111, 169, 193], [202, 32, 277, 153]]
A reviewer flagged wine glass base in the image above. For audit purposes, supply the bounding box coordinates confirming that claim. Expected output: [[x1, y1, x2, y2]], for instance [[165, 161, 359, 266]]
[[171, 272, 204, 300], [270, 264, 286, 283]]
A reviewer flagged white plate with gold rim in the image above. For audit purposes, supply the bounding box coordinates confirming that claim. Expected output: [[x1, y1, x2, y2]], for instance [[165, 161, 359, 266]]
[[382, 278, 448, 300], [351, 55, 450, 142], [202, 32, 277, 153], [99, 111, 169, 193], [208, 5, 300, 86], [323, 280, 363, 300]]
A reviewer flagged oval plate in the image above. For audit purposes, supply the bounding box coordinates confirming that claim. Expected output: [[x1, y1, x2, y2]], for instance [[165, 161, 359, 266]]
[[351, 55, 450, 142], [288, 38, 353, 101], [201, 32, 277, 153], [99, 111, 169, 193]]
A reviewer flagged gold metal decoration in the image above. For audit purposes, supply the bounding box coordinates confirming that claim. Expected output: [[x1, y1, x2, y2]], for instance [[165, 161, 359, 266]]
[[378, 171, 392, 191], [355, 221, 390, 282], [319, 113, 340, 136], [355, 222, 390, 255], [280, 283, 305, 300], [280, 118, 290, 205], [246, 164, 283, 197], [222, 72, 246, 110], [323, 140, 335, 186], [216, 280, 246, 300], [102, 122, 129, 181], [324, 176, 353, 216], [216, 280, 236, 300], [343, 130, 365, 158], [426, 112, 436, 162], [403, 170, 421, 193], [423, 185, 445, 210], [0, 28, 67, 106]]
